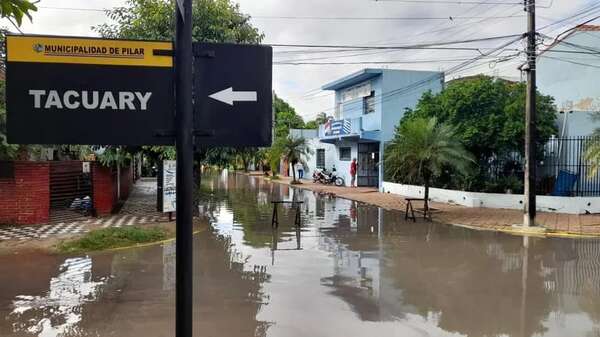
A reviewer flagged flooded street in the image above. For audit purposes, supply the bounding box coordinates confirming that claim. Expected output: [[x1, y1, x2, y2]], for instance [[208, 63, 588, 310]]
[[2, 173, 600, 337]]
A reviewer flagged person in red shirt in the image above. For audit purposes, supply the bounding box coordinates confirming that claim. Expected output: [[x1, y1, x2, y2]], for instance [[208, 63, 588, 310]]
[[350, 158, 357, 187]]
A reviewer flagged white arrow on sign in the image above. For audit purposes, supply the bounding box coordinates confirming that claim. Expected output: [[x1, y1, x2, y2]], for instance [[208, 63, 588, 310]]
[[209, 87, 257, 106]]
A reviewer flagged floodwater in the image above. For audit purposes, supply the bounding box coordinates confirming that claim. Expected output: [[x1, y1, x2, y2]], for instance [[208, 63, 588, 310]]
[[2, 173, 600, 337]]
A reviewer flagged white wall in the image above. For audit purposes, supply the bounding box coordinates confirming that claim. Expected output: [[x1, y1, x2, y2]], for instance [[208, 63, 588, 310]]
[[382, 181, 600, 215], [293, 137, 336, 180], [332, 141, 358, 186]]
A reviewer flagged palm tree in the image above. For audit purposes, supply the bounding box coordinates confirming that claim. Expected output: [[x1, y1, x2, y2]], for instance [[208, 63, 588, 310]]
[[278, 136, 312, 184], [585, 134, 600, 178], [384, 117, 475, 212]]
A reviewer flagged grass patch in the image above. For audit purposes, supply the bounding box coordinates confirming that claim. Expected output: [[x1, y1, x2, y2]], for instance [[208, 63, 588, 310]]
[[58, 227, 170, 253]]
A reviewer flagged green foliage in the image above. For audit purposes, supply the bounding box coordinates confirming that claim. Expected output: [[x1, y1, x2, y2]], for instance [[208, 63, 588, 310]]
[[204, 147, 236, 168], [260, 94, 307, 175], [384, 117, 475, 208], [402, 75, 557, 191], [95, 0, 263, 43], [0, 0, 36, 26], [273, 94, 305, 139], [585, 136, 600, 178], [276, 136, 312, 182], [235, 147, 260, 172], [96, 147, 132, 168], [304, 112, 329, 129], [265, 145, 282, 175], [143, 146, 176, 160], [56, 145, 93, 160], [58, 227, 169, 253]]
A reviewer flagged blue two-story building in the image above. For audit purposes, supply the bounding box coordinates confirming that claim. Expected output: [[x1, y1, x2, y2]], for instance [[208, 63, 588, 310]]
[[315, 68, 444, 189]]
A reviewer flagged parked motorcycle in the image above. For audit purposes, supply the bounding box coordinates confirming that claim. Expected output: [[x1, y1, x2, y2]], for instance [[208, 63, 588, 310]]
[[312, 168, 345, 186]]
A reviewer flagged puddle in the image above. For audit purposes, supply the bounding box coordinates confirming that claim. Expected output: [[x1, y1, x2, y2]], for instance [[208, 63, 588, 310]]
[[1, 173, 599, 337]]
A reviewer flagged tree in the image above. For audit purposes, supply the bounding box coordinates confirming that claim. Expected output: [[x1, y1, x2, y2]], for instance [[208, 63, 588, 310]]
[[277, 136, 312, 183], [304, 112, 329, 130], [0, 0, 37, 27], [235, 147, 260, 172], [402, 75, 557, 192], [384, 117, 475, 212], [273, 94, 305, 139], [96, 0, 263, 43]]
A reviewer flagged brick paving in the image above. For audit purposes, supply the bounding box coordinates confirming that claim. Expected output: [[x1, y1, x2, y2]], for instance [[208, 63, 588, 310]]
[[0, 178, 169, 241], [262, 174, 600, 237]]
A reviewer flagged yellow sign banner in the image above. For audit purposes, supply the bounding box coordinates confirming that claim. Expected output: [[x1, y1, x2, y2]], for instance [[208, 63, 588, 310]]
[[7, 35, 173, 67]]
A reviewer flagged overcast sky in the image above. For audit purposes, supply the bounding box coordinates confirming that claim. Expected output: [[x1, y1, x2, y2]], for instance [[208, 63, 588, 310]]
[[8, 0, 597, 121]]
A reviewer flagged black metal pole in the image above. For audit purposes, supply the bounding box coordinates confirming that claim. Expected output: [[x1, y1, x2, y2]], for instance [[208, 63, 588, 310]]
[[524, 0, 536, 227], [175, 0, 193, 336]]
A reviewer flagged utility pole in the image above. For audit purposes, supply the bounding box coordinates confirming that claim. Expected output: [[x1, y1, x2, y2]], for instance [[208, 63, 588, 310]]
[[175, 0, 194, 336], [524, 0, 537, 227]]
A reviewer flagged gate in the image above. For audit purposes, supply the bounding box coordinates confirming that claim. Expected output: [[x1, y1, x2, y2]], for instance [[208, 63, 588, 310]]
[[49, 161, 93, 223], [357, 142, 380, 187]]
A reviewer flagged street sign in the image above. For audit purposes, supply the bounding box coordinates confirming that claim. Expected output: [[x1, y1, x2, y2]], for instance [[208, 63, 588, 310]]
[[6, 34, 174, 145], [193, 43, 272, 147]]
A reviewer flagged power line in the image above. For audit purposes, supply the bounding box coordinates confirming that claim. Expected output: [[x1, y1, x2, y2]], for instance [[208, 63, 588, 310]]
[[538, 2, 600, 32], [308, 36, 523, 117], [275, 56, 500, 65], [36, 5, 526, 20], [373, 0, 552, 7], [354, 0, 517, 47], [372, 0, 521, 4], [269, 34, 523, 51], [251, 14, 523, 21]]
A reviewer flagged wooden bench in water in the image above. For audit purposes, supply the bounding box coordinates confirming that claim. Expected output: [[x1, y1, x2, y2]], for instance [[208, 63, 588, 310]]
[[271, 201, 303, 228], [405, 198, 433, 222]]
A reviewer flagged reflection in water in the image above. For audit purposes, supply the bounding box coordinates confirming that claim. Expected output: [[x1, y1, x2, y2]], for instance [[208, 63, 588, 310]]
[[9, 257, 106, 337], [3, 173, 600, 337], [199, 173, 600, 337]]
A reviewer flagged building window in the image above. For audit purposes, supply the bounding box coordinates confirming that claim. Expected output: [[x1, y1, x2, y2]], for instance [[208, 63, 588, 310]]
[[363, 91, 375, 114], [316, 149, 326, 169], [339, 147, 351, 161], [335, 103, 343, 119]]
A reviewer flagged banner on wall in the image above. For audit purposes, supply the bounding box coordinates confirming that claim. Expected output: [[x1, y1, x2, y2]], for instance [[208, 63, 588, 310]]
[[162, 160, 177, 213]]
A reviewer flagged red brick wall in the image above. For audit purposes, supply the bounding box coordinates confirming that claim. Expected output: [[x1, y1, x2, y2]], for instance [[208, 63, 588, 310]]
[[15, 162, 50, 225], [92, 164, 115, 216], [0, 162, 50, 225], [0, 178, 17, 224]]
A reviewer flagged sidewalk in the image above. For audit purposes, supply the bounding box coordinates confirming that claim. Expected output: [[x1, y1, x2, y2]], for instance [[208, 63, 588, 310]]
[[258, 173, 600, 238], [0, 178, 170, 242]]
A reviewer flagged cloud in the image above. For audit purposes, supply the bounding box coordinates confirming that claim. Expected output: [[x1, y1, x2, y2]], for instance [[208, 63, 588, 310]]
[[5, 0, 596, 121]]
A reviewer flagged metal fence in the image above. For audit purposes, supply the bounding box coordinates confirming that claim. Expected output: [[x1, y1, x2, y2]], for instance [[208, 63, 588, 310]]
[[487, 136, 600, 197], [539, 136, 600, 197]]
